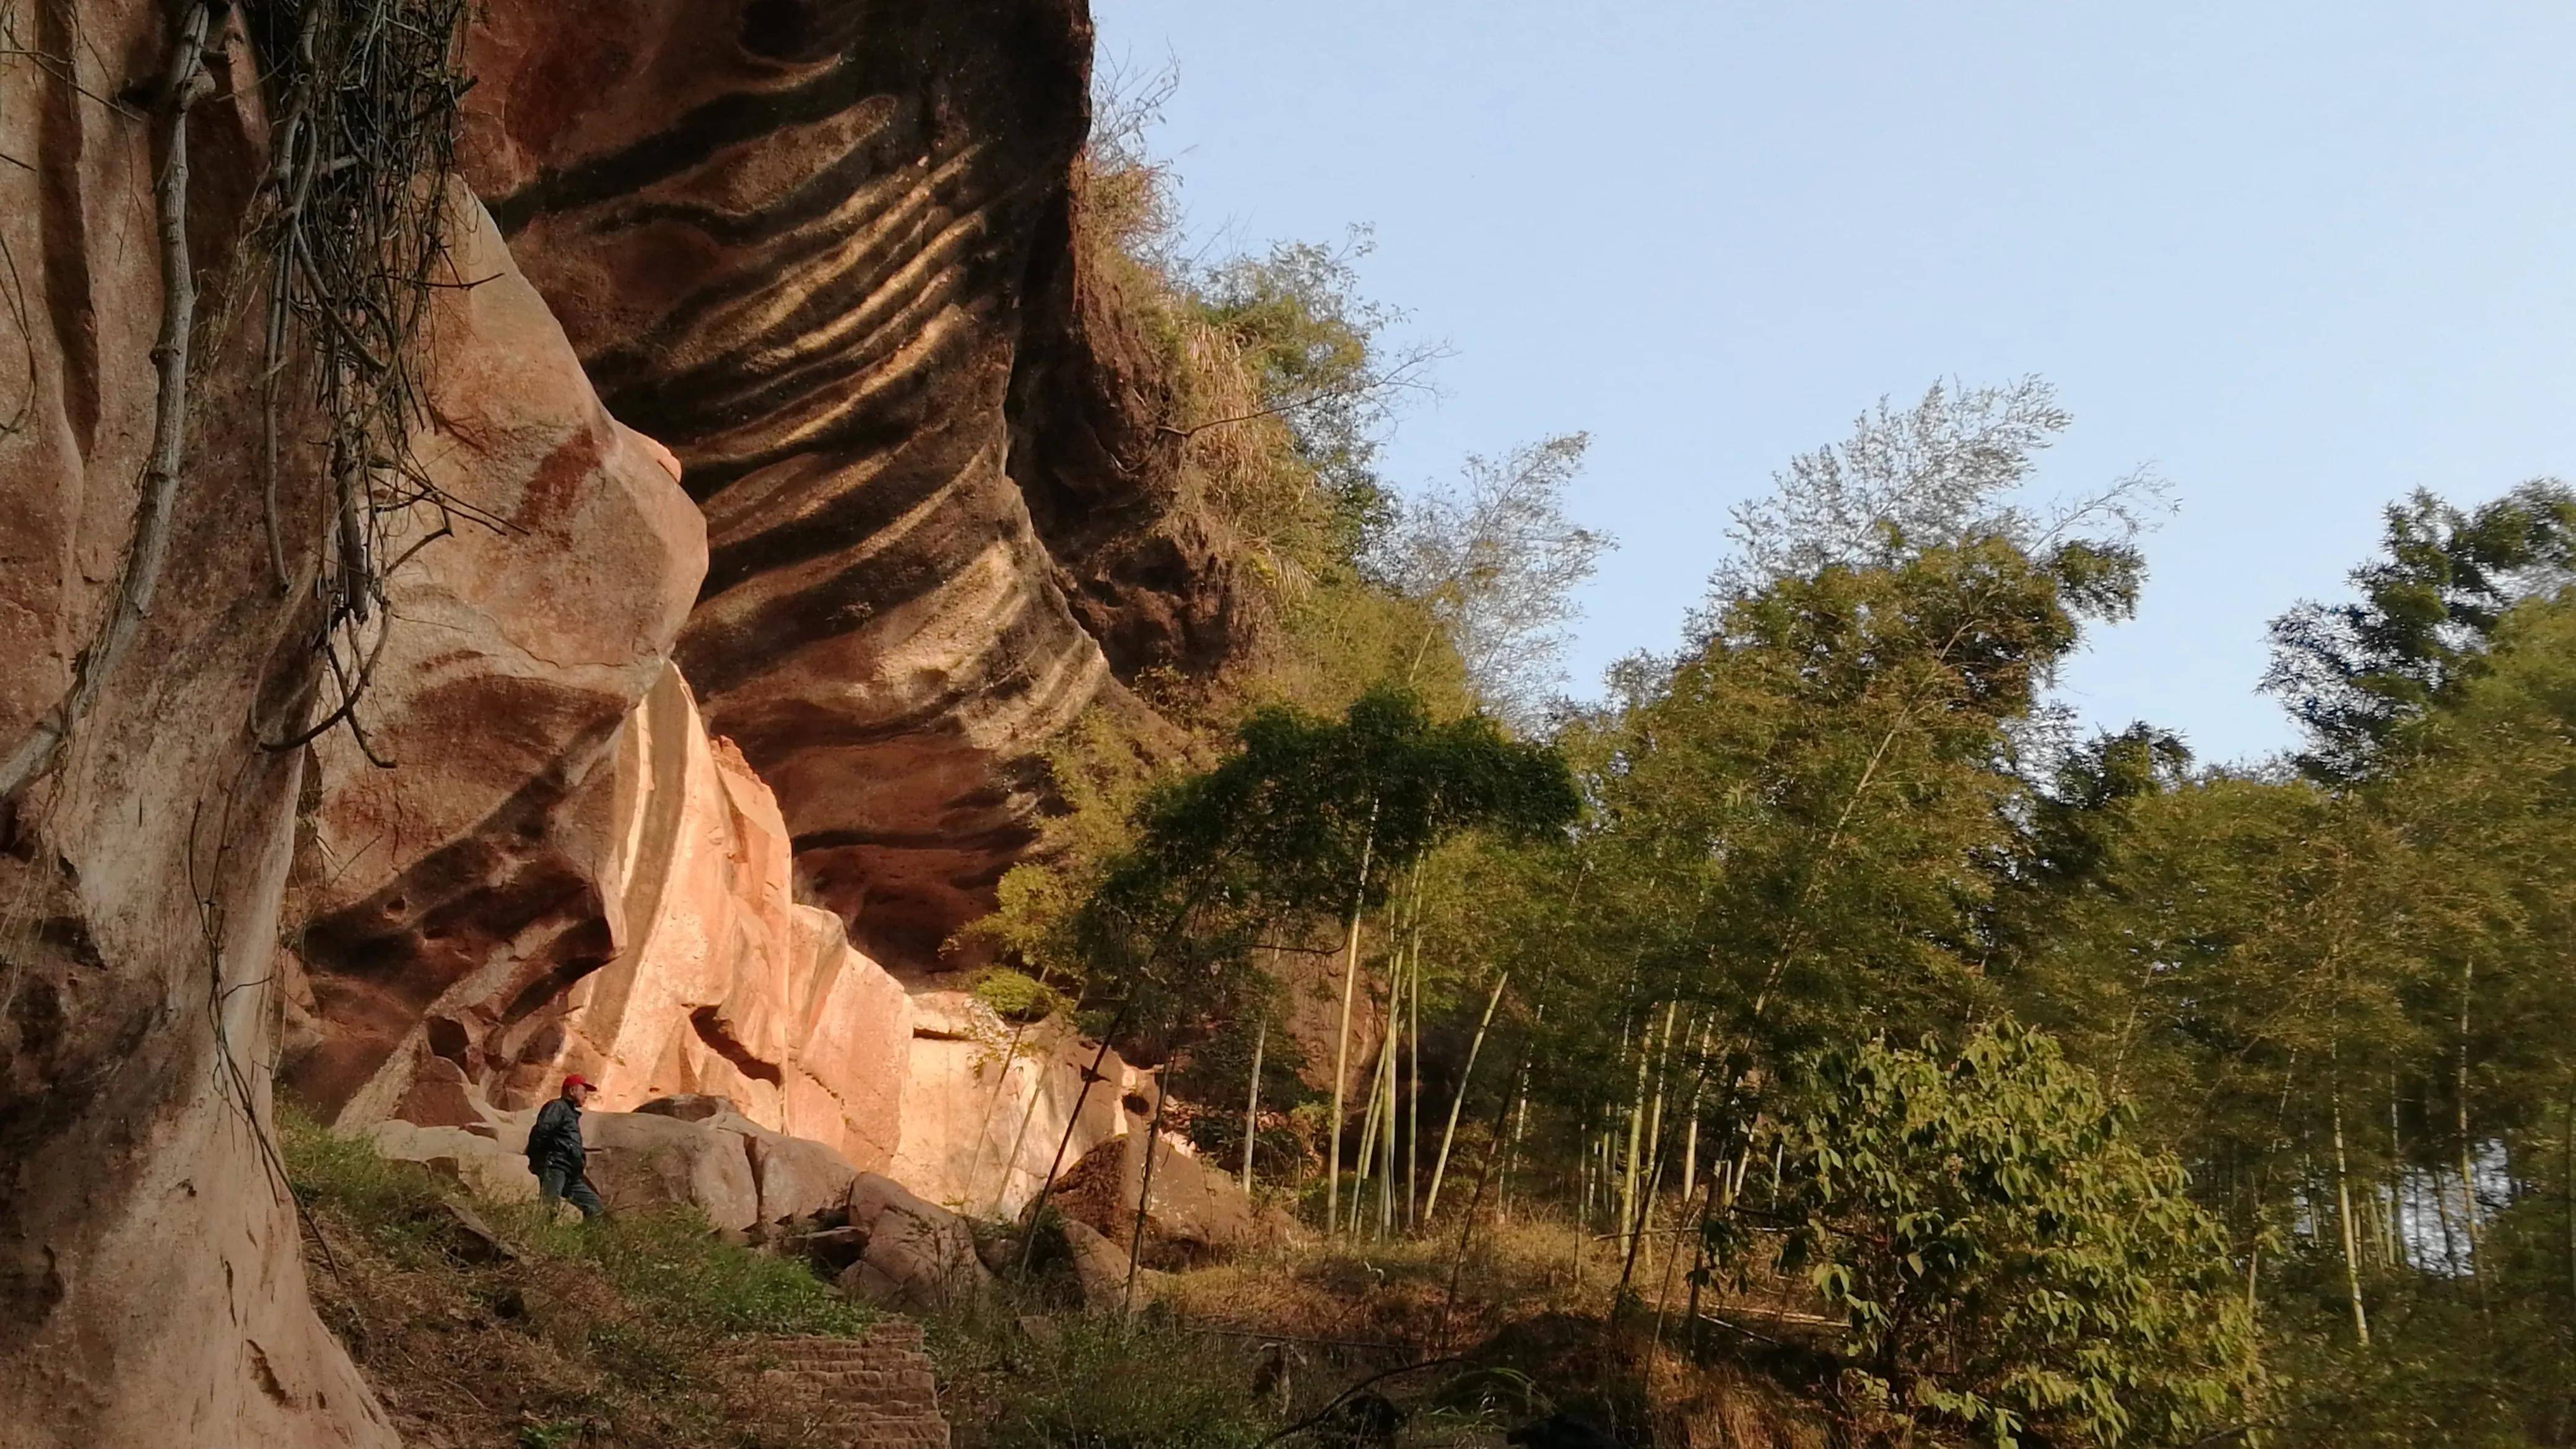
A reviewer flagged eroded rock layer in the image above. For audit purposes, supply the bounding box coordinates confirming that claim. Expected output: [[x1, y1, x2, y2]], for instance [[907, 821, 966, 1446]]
[[283, 191, 705, 1123], [456, 0, 1127, 964]]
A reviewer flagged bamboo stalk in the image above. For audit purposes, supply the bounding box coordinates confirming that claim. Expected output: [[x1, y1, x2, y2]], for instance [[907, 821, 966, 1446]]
[[1240, 1017, 1265, 1191], [1326, 801, 1380, 1234], [1423, 970, 1508, 1220]]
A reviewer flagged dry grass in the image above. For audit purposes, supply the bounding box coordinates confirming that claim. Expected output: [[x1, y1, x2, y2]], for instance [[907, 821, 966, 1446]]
[[1151, 1211, 1845, 1448]]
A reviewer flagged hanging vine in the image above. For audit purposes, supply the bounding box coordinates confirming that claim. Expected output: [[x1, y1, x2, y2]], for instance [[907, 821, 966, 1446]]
[[242, 0, 479, 766]]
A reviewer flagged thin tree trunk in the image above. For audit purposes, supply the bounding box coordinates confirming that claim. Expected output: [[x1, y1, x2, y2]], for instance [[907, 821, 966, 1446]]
[[1240, 1017, 1266, 1191], [1640, 1002, 1679, 1220], [2457, 959, 2482, 1266], [1017, 1001, 1133, 1275], [1621, 1014, 1648, 1251], [1406, 929, 1422, 1232], [2380, 1067, 2401, 1268], [2332, 1071, 2371, 1347], [1326, 803, 1380, 1234], [2563, 1072, 2575, 1318], [962, 1017, 1033, 1212], [1122, 1068, 1172, 1315], [1378, 957, 1401, 1238], [1678, 1015, 1711, 1205], [1424, 970, 1508, 1220], [1354, 1032, 1388, 1234]]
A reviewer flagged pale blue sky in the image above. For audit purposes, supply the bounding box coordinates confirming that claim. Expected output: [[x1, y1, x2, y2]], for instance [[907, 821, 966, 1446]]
[[1092, 1, 2576, 765]]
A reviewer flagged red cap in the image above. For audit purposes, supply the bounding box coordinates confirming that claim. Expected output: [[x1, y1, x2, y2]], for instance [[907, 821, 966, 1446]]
[[562, 1074, 591, 1092]]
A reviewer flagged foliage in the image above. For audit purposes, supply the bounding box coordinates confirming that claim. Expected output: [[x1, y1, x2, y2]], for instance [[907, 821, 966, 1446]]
[[1708, 375, 2169, 614], [1064, 685, 1577, 1046], [973, 967, 1067, 1024], [1713, 1025, 2262, 1448], [1370, 433, 1612, 729], [2267, 480, 2576, 781]]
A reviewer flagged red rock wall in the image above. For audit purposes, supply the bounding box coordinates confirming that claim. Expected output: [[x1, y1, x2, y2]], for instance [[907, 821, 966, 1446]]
[[454, 0, 1151, 966], [0, 8, 391, 1443], [502, 665, 916, 1170], [282, 191, 706, 1121]]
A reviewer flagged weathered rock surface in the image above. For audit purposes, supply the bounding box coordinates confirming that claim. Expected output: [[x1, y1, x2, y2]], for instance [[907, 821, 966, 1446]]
[[367, 1121, 542, 1204], [282, 188, 705, 1127], [455, 0, 1221, 965], [0, 4, 702, 1439], [503, 669, 916, 1167], [302, 661, 920, 1173], [890, 991, 1153, 1216], [835, 1175, 994, 1309], [584, 1110, 764, 1230], [1054, 1126, 1282, 1268], [1055, 1216, 1168, 1313]]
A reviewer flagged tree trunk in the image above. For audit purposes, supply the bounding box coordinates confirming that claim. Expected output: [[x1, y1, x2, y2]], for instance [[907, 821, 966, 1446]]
[[2333, 1075, 2372, 1347], [2457, 958, 2482, 1266], [1325, 803, 1380, 1234], [1240, 1017, 1266, 1191], [1424, 970, 1508, 1220], [1406, 928, 1422, 1231], [1123, 1068, 1172, 1315]]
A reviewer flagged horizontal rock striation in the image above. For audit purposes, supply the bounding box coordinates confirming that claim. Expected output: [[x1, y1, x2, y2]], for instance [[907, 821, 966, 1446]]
[[456, 0, 1225, 965]]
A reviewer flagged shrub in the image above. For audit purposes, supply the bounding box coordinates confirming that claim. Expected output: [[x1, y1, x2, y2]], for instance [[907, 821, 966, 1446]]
[[1711, 1023, 2263, 1448], [973, 967, 1066, 1024]]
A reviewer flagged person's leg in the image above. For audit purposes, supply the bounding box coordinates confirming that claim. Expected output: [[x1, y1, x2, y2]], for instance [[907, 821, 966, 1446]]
[[536, 1162, 567, 1211], [566, 1173, 604, 1221]]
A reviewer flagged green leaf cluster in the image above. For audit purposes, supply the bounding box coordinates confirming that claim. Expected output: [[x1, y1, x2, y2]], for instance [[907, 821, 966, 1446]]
[[1725, 1025, 2262, 1448]]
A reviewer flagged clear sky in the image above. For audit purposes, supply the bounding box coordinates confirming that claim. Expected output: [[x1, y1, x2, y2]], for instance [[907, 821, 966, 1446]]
[[1090, 1, 2576, 765]]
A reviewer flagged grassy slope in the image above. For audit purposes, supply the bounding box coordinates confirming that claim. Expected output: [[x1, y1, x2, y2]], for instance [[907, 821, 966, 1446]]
[[286, 1116, 1836, 1448]]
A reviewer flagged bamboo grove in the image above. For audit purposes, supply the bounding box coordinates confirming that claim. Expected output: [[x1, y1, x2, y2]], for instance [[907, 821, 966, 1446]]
[[990, 378, 2576, 1447]]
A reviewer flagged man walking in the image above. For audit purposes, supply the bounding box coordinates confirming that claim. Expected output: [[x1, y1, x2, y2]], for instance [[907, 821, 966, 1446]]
[[528, 1074, 604, 1220]]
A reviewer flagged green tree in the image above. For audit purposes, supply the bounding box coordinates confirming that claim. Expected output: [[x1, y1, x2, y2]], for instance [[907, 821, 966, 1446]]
[[1712, 1024, 2263, 1448], [2268, 481, 2576, 782]]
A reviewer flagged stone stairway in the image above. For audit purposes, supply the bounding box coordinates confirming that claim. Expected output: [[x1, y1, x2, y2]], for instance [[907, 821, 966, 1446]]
[[723, 1322, 950, 1448]]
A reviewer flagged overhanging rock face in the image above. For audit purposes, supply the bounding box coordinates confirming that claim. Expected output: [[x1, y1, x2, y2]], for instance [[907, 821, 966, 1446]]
[[458, 0, 1136, 967]]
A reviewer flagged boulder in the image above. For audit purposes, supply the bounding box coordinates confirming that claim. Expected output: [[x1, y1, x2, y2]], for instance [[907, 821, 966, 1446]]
[[633, 1094, 741, 1124], [1055, 1216, 1167, 1313], [834, 1175, 993, 1309], [581, 1111, 758, 1232], [745, 1131, 862, 1225], [1053, 1129, 1276, 1267], [635, 1096, 859, 1224], [365, 1122, 539, 1204]]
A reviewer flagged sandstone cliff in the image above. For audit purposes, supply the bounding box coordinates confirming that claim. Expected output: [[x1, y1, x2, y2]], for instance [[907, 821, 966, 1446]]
[[456, 0, 1180, 967], [3, 3, 1242, 1442]]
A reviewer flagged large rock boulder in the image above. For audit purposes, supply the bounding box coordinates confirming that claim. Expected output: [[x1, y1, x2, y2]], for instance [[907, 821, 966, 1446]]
[[365, 1122, 540, 1205], [581, 1111, 759, 1232], [834, 1175, 993, 1309], [1055, 1216, 1168, 1313], [632, 1095, 861, 1224], [746, 1131, 864, 1225], [1054, 1124, 1277, 1268]]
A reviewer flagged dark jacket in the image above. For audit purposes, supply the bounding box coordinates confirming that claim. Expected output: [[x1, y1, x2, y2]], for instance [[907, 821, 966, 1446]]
[[527, 1096, 586, 1174]]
